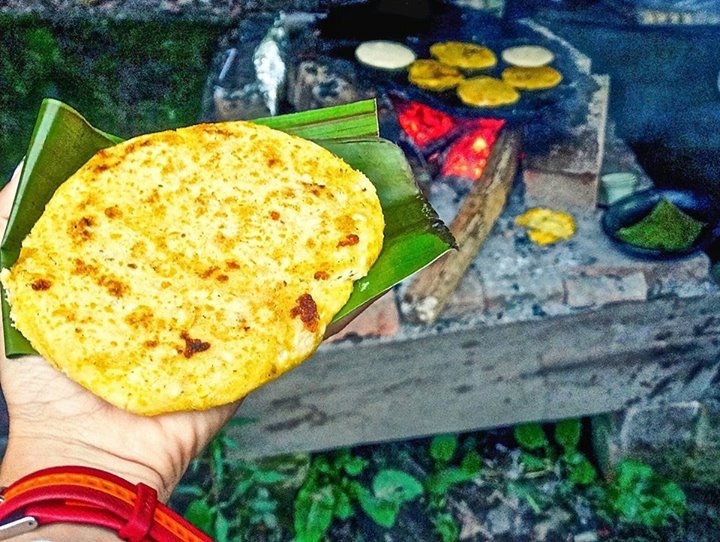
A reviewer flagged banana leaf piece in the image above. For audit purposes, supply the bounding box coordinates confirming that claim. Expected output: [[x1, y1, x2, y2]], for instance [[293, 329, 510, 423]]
[[1, 99, 454, 356]]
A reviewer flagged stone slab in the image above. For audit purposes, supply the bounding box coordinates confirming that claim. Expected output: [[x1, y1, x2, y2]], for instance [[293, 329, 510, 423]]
[[592, 399, 720, 488], [229, 293, 720, 459]]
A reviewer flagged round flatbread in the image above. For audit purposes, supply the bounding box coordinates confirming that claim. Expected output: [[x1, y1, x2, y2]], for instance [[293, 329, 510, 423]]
[[501, 65, 563, 90], [501, 45, 554, 68], [456, 76, 520, 108], [355, 40, 416, 71], [408, 59, 464, 91], [1, 122, 384, 415], [430, 41, 497, 70]]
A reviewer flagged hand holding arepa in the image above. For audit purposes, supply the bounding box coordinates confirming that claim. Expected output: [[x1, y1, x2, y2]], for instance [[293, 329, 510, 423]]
[[0, 164, 241, 506]]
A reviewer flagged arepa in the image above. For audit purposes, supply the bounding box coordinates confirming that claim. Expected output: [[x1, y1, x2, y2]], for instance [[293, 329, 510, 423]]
[[1, 122, 384, 415]]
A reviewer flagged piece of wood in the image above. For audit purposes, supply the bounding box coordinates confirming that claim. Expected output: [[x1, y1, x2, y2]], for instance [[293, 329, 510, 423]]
[[402, 127, 522, 324], [228, 293, 720, 459]]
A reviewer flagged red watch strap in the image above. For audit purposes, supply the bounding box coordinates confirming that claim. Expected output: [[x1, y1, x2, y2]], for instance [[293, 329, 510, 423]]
[[0, 466, 212, 542]]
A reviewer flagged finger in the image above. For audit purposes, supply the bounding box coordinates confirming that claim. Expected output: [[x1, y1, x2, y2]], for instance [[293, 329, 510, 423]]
[[0, 163, 23, 224]]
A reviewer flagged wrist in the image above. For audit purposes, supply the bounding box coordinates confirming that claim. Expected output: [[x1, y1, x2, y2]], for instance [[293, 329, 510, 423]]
[[0, 429, 173, 503], [0, 465, 211, 541]]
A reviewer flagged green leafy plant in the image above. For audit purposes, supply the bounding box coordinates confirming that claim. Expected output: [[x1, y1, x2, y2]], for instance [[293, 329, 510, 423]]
[[293, 449, 425, 541], [426, 434, 483, 497], [424, 434, 483, 542], [513, 419, 597, 485], [293, 449, 368, 542], [603, 459, 687, 528], [355, 469, 424, 528], [177, 420, 293, 541]]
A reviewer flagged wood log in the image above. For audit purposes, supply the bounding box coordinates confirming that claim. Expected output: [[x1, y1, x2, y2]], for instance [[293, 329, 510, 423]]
[[402, 127, 522, 324]]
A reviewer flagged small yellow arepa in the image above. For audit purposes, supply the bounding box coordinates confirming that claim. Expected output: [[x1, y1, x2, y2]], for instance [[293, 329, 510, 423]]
[[501, 65, 563, 90], [457, 76, 521, 108], [1, 122, 384, 415], [408, 59, 464, 91], [430, 41, 497, 70]]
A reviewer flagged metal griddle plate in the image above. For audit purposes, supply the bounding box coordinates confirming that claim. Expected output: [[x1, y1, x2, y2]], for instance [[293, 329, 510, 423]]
[[316, 3, 589, 147]]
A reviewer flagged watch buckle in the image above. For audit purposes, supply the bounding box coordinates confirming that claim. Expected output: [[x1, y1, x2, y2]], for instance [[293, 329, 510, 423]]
[[0, 516, 38, 540]]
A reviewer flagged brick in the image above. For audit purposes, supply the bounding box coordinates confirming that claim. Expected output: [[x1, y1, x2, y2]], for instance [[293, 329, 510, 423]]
[[442, 271, 486, 319], [523, 169, 600, 212], [328, 291, 400, 342], [564, 271, 647, 308], [642, 254, 718, 299], [482, 270, 565, 313]]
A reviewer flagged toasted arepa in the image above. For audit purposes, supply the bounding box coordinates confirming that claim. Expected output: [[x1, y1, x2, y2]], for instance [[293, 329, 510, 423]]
[[501, 65, 563, 90], [408, 59, 464, 91], [457, 76, 521, 108], [1, 122, 384, 415], [430, 41, 497, 70]]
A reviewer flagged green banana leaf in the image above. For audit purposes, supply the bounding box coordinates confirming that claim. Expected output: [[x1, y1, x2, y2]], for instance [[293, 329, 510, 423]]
[[1, 98, 455, 356]]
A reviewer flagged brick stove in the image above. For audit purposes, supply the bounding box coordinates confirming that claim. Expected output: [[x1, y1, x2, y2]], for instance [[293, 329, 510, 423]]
[[201, 4, 720, 459]]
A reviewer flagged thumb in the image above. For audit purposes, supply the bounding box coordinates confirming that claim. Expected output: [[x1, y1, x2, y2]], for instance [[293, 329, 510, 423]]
[[0, 163, 23, 233]]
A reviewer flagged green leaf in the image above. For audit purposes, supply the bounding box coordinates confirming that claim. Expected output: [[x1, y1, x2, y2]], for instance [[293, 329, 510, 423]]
[[184, 498, 215, 535], [519, 451, 547, 473], [426, 467, 476, 496], [554, 419, 581, 452], [2, 98, 454, 356], [340, 454, 368, 477], [661, 481, 688, 512], [252, 469, 288, 485], [333, 488, 355, 520], [210, 438, 225, 486], [564, 453, 597, 485], [228, 478, 254, 501], [460, 450, 483, 476], [173, 484, 205, 498], [321, 138, 455, 326], [430, 434, 458, 464], [214, 510, 231, 542], [604, 459, 687, 527], [294, 485, 335, 542], [254, 99, 378, 140], [356, 486, 401, 528], [616, 459, 654, 490], [432, 512, 460, 542], [513, 423, 549, 451], [373, 469, 424, 504]]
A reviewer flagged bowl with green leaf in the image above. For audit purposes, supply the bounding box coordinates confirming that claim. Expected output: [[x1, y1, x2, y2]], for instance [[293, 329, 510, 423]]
[[602, 188, 719, 259]]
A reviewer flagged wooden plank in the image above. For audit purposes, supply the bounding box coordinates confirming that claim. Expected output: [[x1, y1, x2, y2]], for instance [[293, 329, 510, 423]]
[[401, 127, 522, 324], [228, 293, 720, 459]]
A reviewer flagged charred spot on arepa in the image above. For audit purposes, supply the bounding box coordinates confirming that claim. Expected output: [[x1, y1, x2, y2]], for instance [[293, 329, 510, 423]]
[[68, 216, 95, 242], [31, 278, 52, 291], [338, 234, 360, 247], [73, 259, 98, 277], [98, 276, 129, 298], [290, 293, 320, 332], [180, 331, 211, 358], [104, 206, 122, 219]]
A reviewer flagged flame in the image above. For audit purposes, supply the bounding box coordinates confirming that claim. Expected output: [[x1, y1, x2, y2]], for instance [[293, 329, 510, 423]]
[[394, 97, 505, 181], [396, 100, 457, 149], [440, 119, 505, 181]]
